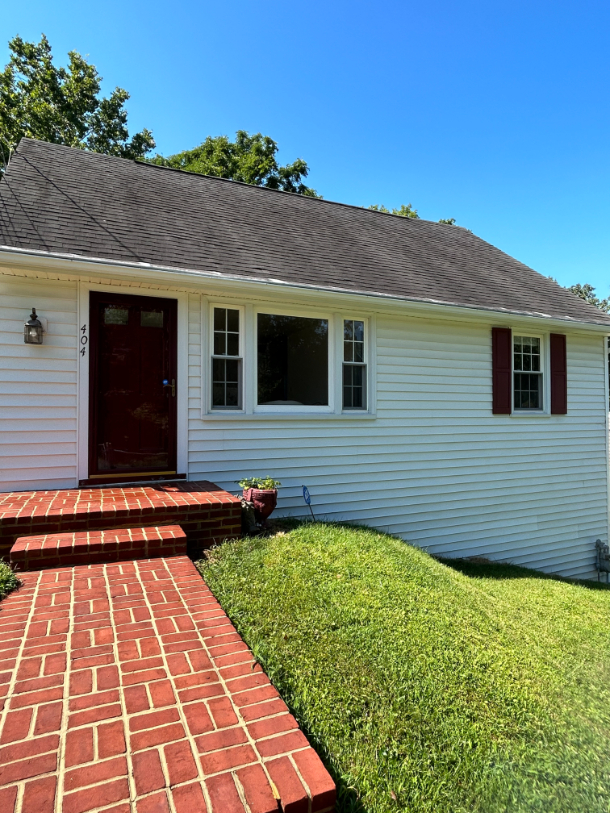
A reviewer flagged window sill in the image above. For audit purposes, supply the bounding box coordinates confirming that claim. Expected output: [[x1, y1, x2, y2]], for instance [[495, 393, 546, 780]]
[[203, 411, 377, 421], [510, 410, 551, 418]]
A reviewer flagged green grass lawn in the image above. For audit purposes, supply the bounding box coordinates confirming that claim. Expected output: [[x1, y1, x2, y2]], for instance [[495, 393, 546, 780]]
[[0, 560, 19, 601], [198, 523, 610, 813]]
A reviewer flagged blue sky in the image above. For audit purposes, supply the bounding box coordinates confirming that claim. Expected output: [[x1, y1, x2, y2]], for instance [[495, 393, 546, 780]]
[[3, 0, 610, 292]]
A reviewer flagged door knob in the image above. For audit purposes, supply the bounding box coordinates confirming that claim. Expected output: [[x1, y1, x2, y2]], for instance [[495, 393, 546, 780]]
[[163, 379, 176, 397]]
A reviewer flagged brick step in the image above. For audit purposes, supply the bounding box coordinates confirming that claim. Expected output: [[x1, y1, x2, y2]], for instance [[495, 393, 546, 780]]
[[10, 525, 187, 571], [0, 480, 242, 560]]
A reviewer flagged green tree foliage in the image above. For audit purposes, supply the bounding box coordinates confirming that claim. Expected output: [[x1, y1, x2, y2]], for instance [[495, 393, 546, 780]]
[[151, 131, 318, 197], [368, 203, 419, 218], [566, 283, 610, 312], [369, 203, 457, 225], [555, 281, 610, 406], [0, 34, 155, 162]]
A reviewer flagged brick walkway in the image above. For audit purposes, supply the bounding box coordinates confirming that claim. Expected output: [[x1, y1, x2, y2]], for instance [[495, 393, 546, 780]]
[[0, 555, 335, 812]]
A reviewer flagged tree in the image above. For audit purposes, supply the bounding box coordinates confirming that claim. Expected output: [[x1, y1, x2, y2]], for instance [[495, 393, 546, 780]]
[[151, 131, 318, 197], [566, 283, 610, 312], [368, 203, 419, 218], [0, 34, 154, 163], [368, 204, 457, 225]]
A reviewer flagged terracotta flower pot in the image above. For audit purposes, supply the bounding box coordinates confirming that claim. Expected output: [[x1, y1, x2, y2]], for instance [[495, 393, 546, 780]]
[[243, 488, 278, 523]]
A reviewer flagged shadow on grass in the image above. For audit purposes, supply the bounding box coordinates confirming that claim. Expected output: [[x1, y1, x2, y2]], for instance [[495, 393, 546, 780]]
[[292, 721, 366, 813], [438, 556, 610, 591]]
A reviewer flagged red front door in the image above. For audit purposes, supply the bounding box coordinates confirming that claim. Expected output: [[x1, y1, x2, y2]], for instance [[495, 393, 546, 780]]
[[89, 292, 178, 480]]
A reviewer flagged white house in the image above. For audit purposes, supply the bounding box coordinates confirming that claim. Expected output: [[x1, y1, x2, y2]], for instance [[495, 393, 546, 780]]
[[1, 138, 609, 579]]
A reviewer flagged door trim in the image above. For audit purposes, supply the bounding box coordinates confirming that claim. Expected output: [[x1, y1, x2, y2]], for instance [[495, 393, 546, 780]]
[[88, 291, 178, 478], [77, 282, 189, 483]]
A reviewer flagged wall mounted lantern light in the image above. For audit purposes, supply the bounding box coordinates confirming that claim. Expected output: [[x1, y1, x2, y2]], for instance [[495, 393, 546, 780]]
[[24, 308, 43, 344]]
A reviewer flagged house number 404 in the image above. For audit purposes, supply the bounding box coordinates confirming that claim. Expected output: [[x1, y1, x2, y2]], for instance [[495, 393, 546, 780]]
[[80, 324, 87, 356]]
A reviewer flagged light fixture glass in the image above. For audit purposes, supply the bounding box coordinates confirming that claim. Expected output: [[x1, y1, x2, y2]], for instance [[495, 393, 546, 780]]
[[24, 308, 43, 344]]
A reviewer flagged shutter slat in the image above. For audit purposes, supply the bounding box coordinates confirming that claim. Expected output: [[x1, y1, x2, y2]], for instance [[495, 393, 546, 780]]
[[550, 333, 567, 414], [492, 327, 512, 414]]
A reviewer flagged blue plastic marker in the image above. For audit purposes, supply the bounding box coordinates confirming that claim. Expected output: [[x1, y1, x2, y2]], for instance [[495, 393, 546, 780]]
[[302, 485, 316, 521]]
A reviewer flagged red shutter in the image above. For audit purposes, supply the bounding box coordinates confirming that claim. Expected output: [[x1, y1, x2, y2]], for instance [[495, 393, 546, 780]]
[[550, 333, 567, 414], [492, 327, 512, 414]]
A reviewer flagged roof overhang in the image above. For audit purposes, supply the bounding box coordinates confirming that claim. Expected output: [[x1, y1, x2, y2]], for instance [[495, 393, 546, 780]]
[[1, 244, 609, 335]]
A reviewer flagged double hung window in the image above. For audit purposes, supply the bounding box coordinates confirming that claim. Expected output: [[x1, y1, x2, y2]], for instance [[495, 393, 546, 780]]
[[211, 307, 242, 409], [493, 327, 568, 416], [343, 319, 367, 409], [513, 335, 543, 410]]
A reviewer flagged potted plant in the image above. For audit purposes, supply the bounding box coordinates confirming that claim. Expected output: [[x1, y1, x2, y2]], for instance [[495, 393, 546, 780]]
[[238, 477, 281, 525]]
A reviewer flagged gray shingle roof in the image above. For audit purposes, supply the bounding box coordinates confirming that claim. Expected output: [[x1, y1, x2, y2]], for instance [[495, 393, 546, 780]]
[[1, 138, 608, 326]]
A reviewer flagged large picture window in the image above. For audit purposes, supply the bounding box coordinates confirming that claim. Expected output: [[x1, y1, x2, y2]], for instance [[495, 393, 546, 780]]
[[257, 314, 329, 406], [211, 307, 242, 409], [513, 335, 543, 410]]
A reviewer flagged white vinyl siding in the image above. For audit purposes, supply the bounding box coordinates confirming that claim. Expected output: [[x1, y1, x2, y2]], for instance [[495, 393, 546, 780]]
[[188, 310, 608, 581], [0, 272, 78, 491], [1, 266, 607, 580]]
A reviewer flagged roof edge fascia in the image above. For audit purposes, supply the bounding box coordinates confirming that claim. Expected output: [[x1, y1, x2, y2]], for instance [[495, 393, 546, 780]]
[[0, 245, 609, 334]]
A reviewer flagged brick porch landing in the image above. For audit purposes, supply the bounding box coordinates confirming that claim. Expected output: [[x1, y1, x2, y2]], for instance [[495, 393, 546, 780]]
[[0, 556, 335, 813], [0, 482, 241, 561]]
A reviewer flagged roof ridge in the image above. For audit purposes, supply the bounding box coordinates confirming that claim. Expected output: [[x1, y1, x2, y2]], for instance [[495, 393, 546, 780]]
[[16, 136, 455, 227], [135, 157, 463, 226]]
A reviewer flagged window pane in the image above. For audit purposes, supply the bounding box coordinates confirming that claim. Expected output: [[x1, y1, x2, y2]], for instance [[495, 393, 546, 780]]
[[225, 359, 239, 383], [213, 307, 240, 357], [104, 306, 129, 325], [344, 319, 365, 364], [212, 358, 225, 382], [226, 384, 239, 406], [226, 333, 239, 357], [514, 372, 542, 410], [140, 310, 163, 327], [514, 335, 541, 377], [343, 364, 367, 410], [212, 358, 241, 408], [257, 314, 328, 406], [343, 368, 353, 408], [514, 350, 522, 371], [227, 309, 239, 332]]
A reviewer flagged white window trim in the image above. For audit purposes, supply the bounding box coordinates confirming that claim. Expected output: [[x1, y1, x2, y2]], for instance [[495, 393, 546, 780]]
[[254, 305, 335, 414], [207, 302, 246, 413], [338, 314, 370, 413], [511, 331, 550, 417], [202, 302, 376, 418]]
